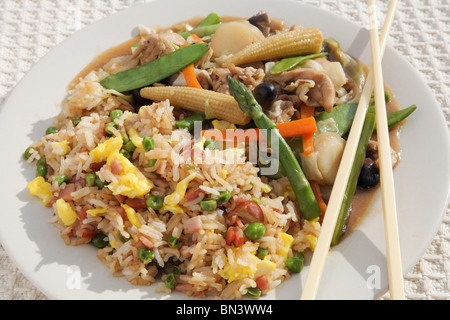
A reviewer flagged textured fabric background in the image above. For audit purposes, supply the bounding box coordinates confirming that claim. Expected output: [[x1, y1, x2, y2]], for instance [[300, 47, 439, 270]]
[[0, 0, 448, 300]]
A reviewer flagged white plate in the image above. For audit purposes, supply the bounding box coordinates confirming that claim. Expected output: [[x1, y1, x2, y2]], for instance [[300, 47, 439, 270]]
[[0, 0, 449, 300]]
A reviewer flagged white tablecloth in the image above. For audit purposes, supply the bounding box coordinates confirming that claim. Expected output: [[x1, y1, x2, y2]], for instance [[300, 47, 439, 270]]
[[0, 0, 449, 300]]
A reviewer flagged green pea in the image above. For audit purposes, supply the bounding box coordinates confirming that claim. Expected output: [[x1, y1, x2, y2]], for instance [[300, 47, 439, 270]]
[[55, 174, 70, 185], [147, 159, 157, 168], [85, 172, 96, 187], [165, 273, 177, 289], [168, 235, 179, 248], [117, 232, 129, 243], [204, 139, 218, 150], [72, 115, 82, 126], [36, 156, 47, 177], [92, 233, 109, 249], [164, 265, 181, 275], [200, 198, 217, 211], [246, 287, 261, 298], [256, 247, 269, 260], [94, 176, 105, 189], [45, 126, 58, 134], [146, 195, 163, 211], [121, 132, 130, 144], [244, 222, 266, 241], [285, 252, 304, 273], [120, 149, 130, 159], [22, 146, 35, 160], [137, 247, 155, 264], [142, 136, 155, 151], [217, 190, 231, 204], [36, 165, 47, 178], [36, 156, 47, 167], [110, 109, 123, 121], [175, 113, 206, 131], [105, 122, 119, 136], [124, 140, 136, 153]]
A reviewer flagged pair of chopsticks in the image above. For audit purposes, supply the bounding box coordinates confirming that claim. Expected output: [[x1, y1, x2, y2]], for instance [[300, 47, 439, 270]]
[[300, 0, 404, 300]]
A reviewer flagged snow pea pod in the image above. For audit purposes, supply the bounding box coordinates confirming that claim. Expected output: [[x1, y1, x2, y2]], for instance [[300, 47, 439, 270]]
[[178, 13, 221, 39], [331, 111, 376, 245], [100, 43, 208, 92], [369, 104, 417, 129], [315, 103, 416, 136], [270, 52, 328, 75]]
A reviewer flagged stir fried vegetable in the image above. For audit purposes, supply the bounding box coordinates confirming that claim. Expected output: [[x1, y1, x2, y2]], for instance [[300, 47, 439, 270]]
[[227, 75, 322, 221], [178, 12, 221, 39], [270, 52, 328, 75], [100, 43, 208, 92], [331, 111, 376, 245]]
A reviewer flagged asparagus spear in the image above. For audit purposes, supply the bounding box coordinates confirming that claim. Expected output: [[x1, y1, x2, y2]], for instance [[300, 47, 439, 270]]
[[227, 76, 321, 221]]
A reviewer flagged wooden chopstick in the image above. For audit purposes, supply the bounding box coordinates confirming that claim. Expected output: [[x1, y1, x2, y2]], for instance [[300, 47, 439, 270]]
[[300, 0, 399, 300], [367, 0, 404, 300]]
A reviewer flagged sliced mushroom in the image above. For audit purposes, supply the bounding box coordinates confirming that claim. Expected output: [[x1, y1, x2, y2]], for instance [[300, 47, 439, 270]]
[[248, 11, 271, 36]]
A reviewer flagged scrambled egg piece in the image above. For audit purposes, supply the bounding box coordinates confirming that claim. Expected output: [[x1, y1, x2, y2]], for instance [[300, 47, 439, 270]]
[[86, 208, 107, 217], [212, 120, 237, 131], [106, 150, 153, 198], [121, 203, 142, 228], [128, 128, 143, 149], [277, 232, 294, 259], [55, 198, 77, 226], [218, 247, 276, 283], [51, 140, 71, 156], [89, 136, 153, 198], [306, 235, 317, 251], [27, 176, 53, 206], [161, 172, 197, 214], [90, 135, 123, 163]]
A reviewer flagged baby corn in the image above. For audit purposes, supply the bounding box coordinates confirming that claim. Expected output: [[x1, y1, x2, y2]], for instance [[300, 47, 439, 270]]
[[224, 27, 323, 66], [140, 86, 251, 125]]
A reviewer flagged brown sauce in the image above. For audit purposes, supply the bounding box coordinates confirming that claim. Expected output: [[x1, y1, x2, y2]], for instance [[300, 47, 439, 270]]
[[345, 85, 402, 236], [67, 15, 403, 239]]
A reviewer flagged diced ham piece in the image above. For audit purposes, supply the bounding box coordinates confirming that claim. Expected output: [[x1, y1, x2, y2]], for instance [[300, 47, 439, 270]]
[[225, 226, 244, 247], [114, 194, 127, 203], [110, 159, 123, 174], [255, 275, 270, 291], [175, 283, 195, 292], [98, 122, 106, 137], [89, 161, 106, 171], [114, 206, 127, 221], [184, 188, 205, 202], [71, 174, 86, 187], [125, 197, 147, 210], [180, 244, 196, 258], [58, 183, 76, 201], [185, 216, 202, 234], [138, 235, 154, 249]]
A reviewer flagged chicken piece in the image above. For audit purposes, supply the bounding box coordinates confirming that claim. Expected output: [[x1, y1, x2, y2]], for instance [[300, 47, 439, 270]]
[[209, 65, 265, 94], [267, 68, 336, 113], [134, 31, 186, 65], [366, 140, 399, 169]]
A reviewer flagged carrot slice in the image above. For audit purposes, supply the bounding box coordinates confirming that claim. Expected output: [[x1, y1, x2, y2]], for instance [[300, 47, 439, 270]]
[[276, 116, 317, 138], [300, 106, 316, 155], [201, 117, 317, 143], [309, 180, 327, 223], [181, 35, 204, 89]]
